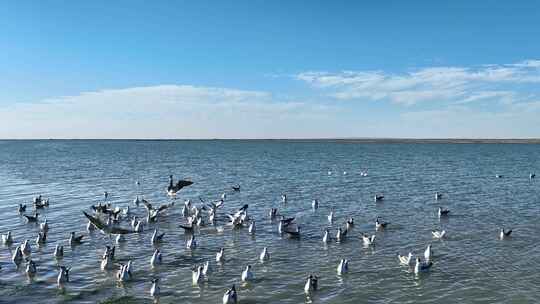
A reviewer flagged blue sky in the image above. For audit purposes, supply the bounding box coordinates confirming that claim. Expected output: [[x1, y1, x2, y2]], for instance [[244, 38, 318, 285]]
[[1, 1, 540, 138]]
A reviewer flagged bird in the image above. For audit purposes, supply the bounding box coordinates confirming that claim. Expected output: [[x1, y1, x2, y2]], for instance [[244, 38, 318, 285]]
[[134, 221, 144, 233], [278, 217, 295, 234], [283, 226, 301, 238], [2, 231, 13, 245], [202, 260, 210, 277], [530, 173, 536, 179], [21, 239, 31, 255], [424, 244, 433, 261], [86, 220, 96, 232], [414, 257, 433, 274], [375, 217, 389, 230], [24, 213, 39, 223], [337, 259, 349, 275], [117, 263, 131, 282], [269, 208, 278, 220], [304, 274, 318, 293], [54, 244, 64, 258], [69, 232, 84, 245], [374, 194, 384, 202], [216, 247, 225, 263], [167, 175, 193, 196], [362, 234, 376, 246], [241, 265, 254, 282], [25, 260, 37, 277], [151, 229, 165, 244], [18, 204, 27, 213], [150, 278, 160, 297], [57, 266, 70, 285], [186, 235, 197, 249], [83, 211, 136, 235], [432, 230, 446, 239], [346, 217, 354, 230], [281, 194, 287, 203], [322, 229, 330, 243], [232, 185, 241, 192], [101, 254, 114, 270], [336, 227, 348, 242], [260, 247, 270, 262], [248, 220, 256, 234], [435, 192, 443, 200], [151, 249, 162, 267], [12, 245, 23, 265], [36, 231, 47, 245], [192, 265, 205, 285], [438, 207, 450, 217], [116, 234, 126, 243], [40, 219, 49, 233], [328, 211, 334, 223], [223, 284, 237, 304], [398, 252, 413, 266], [500, 228, 512, 240], [312, 199, 319, 210]]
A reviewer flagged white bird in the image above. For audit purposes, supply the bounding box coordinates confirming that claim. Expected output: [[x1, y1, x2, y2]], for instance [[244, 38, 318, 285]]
[[101, 255, 114, 270], [375, 217, 389, 230], [435, 192, 443, 200], [192, 265, 205, 285], [362, 234, 376, 246], [202, 260, 210, 277], [186, 235, 197, 249], [322, 229, 330, 243], [312, 199, 319, 210], [424, 244, 433, 261], [21, 239, 31, 255], [54, 244, 64, 258], [249, 221, 256, 234], [2, 231, 13, 245], [336, 227, 347, 242], [12, 245, 23, 265], [304, 274, 318, 293], [40, 219, 49, 233], [151, 229, 165, 244], [432, 230, 446, 239], [57, 266, 70, 285], [150, 278, 160, 297], [223, 284, 237, 304], [414, 257, 433, 274], [241, 265, 254, 282], [259, 247, 270, 262], [36, 231, 46, 245], [221, 193, 227, 200], [134, 221, 144, 233], [500, 228, 512, 240], [130, 217, 138, 229], [151, 249, 162, 267], [328, 211, 334, 223], [337, 259, 349, 275], [398, 252, 413, 266], [216, 247, 225, 263], [122, 205, 130, 216], [281, 194, 287, 203], [117, 264, 130, 282]]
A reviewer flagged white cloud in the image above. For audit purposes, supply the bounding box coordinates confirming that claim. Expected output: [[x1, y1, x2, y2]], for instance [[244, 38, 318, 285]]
[[0, 85, 340, 139], [296, 60, 540, 105]]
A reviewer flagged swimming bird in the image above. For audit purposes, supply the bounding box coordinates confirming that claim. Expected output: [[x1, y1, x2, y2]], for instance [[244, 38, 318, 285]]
[[21, 239, 31, 255], [241, 265, 254, 282], [202, 260, 210, 276], [101, 254, 114, 270], [312, 199, 319, 210], [26, 260, 37, 277], [40, 219, 49, 233], [398, 252, 413, 266], [249, 221, 256, 234], [69, 232, 84, 245], [304, 274, 318, 293], [232, 185, 241, 192], [322, 228, 330, 243], [151, 249, 162, 267], [83, 211, 136, 235], [424, 244, 433, 261], [216, 247, 225, 263], [12, 245, 23, 265], [179, 223, 194, 234], [18, 203, 27, 213], [36, 231, 47, 245], [432, 230, 446, 239], [283, 226, 301, 238], [414, 257, 433, 274], [223, 284, 237, 304], [192, 265, 205, 284], [281, 194, 287, 203], [117, 264, 130, 282], [346, 217, 354, 230], [496, 174, 503, 178], [57, 266, 70, 285], [54, 244, 64, 258], [34, 197, 49, 209], [500, 228, 512, 240], [151, 229, 165, 244], [337, 259, 349, 275], [150, 278, 160, 297], [24, 213, 39, 223], [435, 192, 443, 200], [269, 208, 278, 220], [2, 231, 13, 245], [186, 235, 197, 249], [530, 173, 536, 179], [278, 217, 295, 234], [102, 245, 116, 260], [328, 211, 334, 223], [260, 247, 270, 262], [375, 217, 389, 230], [336, 227, 348, 242], [438, 207, 450, 217], [134, 221, 144, 233], [116, 234, 126, 243], [362, 234, 376, 246], [167, 175, 193, 196], [374, 194, 384, 202]]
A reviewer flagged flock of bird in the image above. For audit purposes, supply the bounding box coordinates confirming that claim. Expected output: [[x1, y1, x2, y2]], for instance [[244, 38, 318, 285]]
[[1, 172, 536, 303]]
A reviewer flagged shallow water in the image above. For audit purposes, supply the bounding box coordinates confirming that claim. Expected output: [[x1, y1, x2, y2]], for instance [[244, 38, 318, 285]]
[[0, 140, 539, 304]]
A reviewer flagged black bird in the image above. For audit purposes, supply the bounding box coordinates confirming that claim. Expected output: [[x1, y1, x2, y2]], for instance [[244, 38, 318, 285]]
[[232, 185, 241, 192], [24, 213, 39, 222], [167, 175, 193, 195], [18, 204, 27, 213]]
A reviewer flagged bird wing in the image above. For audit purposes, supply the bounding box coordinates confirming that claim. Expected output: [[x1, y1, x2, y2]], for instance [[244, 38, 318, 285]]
[[83, 211, 108, 230], [175, 180, 193, 190]]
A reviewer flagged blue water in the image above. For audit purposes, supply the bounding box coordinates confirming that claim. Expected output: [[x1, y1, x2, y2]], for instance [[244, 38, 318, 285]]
[[1, 140, 539, 303]]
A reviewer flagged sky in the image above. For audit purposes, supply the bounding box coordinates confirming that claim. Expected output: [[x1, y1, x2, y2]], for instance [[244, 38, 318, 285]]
[[1, 1, 540, 139]]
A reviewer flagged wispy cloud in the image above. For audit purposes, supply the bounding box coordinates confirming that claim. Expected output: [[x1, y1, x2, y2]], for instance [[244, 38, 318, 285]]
[[0, 85, 340, 139], [296, 60, 540, 105]]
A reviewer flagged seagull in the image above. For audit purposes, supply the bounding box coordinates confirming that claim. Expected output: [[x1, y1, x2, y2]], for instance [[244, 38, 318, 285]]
[[216, 248, 225, 263], [150, 278, 160, 297], [322, 228, 330, 243], [414, 257, 433, 274], [249, 220, 256, 234], [438, 207, 450, 217], [54, 244, 64, 258], [269, 208, 278, 220], [69, 232, 84, 246], [57, 266, 70, 285], [304, 274, 318, 293], [102, 245, 116, 260], [500, 228, 512, 240], [18, 204, 27, 213], [337, 259, 349, 275], [2, 231, 13, 245], [336, 227, 348, 242], [374, 194, 384, 202], [151, 229, 165, 244], [223, 284, 237, 304], [151, 249, 162, 267], [283, 226, 301, 238], [21, 239, 31, 255], [346, 217, 354, 230], [186, 235, 197, 249], [192, 265, 205, 285], [12, 245, 23, 265], [362, 234, 376, 246], [278, 217, 295, 234], [260, 247, 270, 262], [312, 199, 319, 210], [241, 265, 254, 282], [24, 213, 39, 223], [202, 260, 210, 277], [424, 244, 433, 261], [398, 252, 413, 266], [530, 173, 536, 179], [328, 211, 334, 223], [116, 234, 126, 243], [167, 175, 193, 196], [40, 219, 49, 233], [432, 230, 446, 239], [34, 198, 49, 209], [232, 185, 241, 192], [281, 194, 287, 203], [101, 254, 114, 270], [36, 231, 47, 245], [375, 217, 389, 230], [134, 221, 144, 233], [435, 192, 443, 200]]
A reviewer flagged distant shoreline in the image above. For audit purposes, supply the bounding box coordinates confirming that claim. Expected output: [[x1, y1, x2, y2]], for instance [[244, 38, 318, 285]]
[[1, 138, 540, 144]]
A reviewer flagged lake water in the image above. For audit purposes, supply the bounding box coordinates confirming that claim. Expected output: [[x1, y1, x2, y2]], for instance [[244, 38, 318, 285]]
[[1, 140, 539, 303]]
